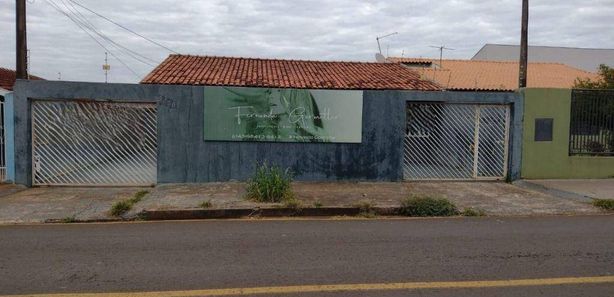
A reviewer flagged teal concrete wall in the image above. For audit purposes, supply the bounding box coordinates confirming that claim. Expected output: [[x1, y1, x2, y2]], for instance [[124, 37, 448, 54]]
[[521, 88, 614, 179], [4, 92, 15, 182]]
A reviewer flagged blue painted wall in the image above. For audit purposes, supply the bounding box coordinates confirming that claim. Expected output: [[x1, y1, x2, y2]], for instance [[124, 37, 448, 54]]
[[12, 80, 521, 186], [3, 92, 15, 182]]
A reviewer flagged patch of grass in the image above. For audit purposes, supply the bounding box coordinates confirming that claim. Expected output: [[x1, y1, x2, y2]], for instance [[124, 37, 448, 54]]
[[133, 190, 149, 202], [593, 199, 614, 211], [283, 198, 303, 210], [110, 190, 150, 217], [313, 200, 323, 208], [246, 162, 294, 203], [355, 200, 376, 218], [199, 200, 213, 208], [462, 207, 487, 217], [399, 195, 459, 217], [60, 215, 77, 223]]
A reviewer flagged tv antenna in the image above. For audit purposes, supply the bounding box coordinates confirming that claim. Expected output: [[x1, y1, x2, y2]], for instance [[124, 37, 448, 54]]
[[376, 32, 398, 55], [429, 45, 455, 68], [102, 52, 111, 83]]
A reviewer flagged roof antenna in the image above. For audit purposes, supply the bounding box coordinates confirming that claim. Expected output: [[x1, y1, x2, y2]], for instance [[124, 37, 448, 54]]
[[376, 32, 398, 55], [103, 52, 111, 83], [429, 45, 455, 69]]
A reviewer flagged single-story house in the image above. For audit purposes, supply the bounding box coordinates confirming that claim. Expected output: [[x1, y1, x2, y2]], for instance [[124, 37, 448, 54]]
[[471, 44, 614, 72], [0, 67, 43, 181], [9, 54, 527, 186], [140, 55, 441, 90], [386, 57, 599, 92]]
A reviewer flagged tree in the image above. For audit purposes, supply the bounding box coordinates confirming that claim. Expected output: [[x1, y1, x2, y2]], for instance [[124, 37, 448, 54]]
[[574, 64, 614, 89]]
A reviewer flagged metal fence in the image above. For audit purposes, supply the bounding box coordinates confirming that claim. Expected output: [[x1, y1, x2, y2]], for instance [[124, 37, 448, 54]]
[[32, 100, 157, 186], [569, 89, 614, 156], [403, 103, 509, 180]]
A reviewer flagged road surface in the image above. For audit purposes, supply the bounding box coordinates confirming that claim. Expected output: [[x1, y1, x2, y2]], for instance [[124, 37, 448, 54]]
[[1, 215, 613, 296]]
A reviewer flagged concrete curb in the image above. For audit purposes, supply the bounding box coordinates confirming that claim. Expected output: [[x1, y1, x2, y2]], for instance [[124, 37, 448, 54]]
[[140, 206, 401, 220]]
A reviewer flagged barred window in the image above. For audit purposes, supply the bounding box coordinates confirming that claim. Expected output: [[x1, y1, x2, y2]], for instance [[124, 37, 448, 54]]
[[569, 90, 614, 156]]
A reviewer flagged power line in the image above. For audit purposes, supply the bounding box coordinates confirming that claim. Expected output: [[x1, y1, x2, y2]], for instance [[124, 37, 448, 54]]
[[44, 0, 141, 79], [58, 0, 157, 66], [67, 0, 179, 54]]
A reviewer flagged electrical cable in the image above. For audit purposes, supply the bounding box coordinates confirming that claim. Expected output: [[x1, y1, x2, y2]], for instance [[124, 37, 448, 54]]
[[67, 0, 179, 54], [44, 0, 142, 79]]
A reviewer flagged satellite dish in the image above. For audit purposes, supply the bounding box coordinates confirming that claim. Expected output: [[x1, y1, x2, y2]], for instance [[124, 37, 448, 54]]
[[375, 53, 387, 63]]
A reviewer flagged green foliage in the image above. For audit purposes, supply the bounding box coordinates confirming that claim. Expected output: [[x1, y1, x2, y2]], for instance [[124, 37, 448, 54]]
[[355, 200, 376, 218], [462, 207, 487, 217], [110, 200, 133, 216], [60, 215, 78, 223], [283, 198, 303, 210], [199, 200, 213, 208], [246, 162, 294, 203], [110, 190, 149, 216], [132, 190, 149, 203], [587, 141, 606, 154], [574, 64, 614, 89], [313, 200, 323, 208], [593, 199, 614, 211], [399, 195, 459, 217]]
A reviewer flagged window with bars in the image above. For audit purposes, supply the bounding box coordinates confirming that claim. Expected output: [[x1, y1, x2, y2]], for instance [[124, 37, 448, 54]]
[[569, 89, 614, 156]]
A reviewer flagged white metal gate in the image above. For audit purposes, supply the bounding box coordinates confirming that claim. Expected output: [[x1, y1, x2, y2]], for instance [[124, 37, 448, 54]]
[[403, 103, 510, 180], [32, 100, 157, 186]]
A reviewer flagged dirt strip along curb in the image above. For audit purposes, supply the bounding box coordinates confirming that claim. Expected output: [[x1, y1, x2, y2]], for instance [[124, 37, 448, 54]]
[[141, 207, 401, 220]]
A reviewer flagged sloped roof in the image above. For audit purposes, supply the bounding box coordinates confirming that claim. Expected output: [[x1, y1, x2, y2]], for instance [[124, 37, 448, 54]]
[[387, 57, 600, 91], [141, 54, 441, 91], [0, 67, 44, 91], [471, 44, 614, 72]]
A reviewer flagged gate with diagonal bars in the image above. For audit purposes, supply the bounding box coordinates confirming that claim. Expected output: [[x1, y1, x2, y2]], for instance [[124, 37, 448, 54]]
[[403, 103, 510, 180], [31, 100, 157, 186]]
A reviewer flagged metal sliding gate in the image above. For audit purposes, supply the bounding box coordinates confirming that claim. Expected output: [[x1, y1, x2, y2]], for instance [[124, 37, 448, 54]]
[[403, 103, 510, 180], [32, 100, 157, 186]]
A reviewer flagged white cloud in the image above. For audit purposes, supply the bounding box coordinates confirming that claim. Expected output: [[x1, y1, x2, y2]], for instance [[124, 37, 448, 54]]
[[0, 0, 612, 83]]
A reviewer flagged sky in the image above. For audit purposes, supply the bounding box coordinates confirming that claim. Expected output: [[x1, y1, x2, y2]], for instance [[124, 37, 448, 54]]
[[1, 0, 613, 83]]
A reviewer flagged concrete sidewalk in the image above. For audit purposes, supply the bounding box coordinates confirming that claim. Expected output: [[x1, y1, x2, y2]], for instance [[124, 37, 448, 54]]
[[0, 181, 604, 224], [522, 179, 614, 199]]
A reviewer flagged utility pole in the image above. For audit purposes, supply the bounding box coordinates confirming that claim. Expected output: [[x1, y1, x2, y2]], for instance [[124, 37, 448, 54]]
[[16, 0, 28, 79], [518, 0, 529, 88]]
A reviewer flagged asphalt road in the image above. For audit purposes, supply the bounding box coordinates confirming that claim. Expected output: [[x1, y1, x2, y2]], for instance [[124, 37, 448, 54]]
[[1, 215, 613, 296]]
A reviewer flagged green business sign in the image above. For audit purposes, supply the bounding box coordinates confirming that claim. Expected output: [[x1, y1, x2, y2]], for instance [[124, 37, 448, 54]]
[[203, 87, 363, 143]]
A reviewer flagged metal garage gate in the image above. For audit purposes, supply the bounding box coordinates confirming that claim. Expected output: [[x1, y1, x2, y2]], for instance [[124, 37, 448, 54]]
[[403, 103, 510, 180], [32, 100, 157, 186]]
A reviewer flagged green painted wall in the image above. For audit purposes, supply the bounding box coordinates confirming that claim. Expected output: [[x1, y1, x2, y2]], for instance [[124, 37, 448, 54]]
[[522, 88, 614, 179]]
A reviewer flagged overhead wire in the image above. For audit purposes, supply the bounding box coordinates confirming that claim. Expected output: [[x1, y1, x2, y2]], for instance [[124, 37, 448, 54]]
[[59, 0, 158, 66], [44, 0, 142, 79], [66, 0, 179, 54]]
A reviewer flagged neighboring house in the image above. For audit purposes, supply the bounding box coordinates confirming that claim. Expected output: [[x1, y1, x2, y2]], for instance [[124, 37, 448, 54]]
[[141, 54, 441, 90], [0, 67, 44, 182], [471, 44, 614, 72], [386, 57, 599, 92], [0, 67, 44, 99]]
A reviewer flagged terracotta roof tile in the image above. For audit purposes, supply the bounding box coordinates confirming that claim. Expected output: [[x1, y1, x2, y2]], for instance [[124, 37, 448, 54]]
[[387, 57, 600, 91], [0, 67, 44, 91], [141, 54, 441, 91]]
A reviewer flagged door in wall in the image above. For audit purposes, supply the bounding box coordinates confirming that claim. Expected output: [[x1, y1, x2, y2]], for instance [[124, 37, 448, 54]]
[[403, 103, 509, 180]]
